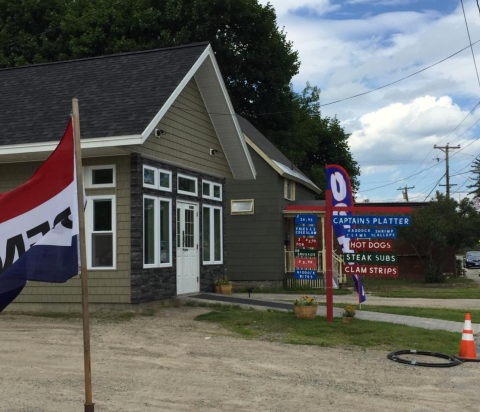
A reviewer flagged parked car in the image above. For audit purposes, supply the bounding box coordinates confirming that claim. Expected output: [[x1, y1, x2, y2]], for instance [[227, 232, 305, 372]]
[[463, 251, 480, 268]]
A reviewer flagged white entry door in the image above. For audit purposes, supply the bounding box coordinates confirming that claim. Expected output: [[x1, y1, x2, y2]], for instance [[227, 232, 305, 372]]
[[176, 202, 200, 294]]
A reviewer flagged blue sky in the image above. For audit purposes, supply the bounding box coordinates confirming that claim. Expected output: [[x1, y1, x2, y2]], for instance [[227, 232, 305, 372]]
[[260, 0, 480, 202]]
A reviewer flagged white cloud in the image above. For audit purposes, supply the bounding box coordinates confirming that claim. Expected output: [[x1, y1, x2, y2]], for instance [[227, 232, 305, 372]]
[[349, 95, 468, 159]]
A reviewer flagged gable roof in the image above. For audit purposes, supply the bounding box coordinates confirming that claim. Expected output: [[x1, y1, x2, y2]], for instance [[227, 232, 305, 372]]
[[0, 43, 256, 180], [236, 115, 320, 193]]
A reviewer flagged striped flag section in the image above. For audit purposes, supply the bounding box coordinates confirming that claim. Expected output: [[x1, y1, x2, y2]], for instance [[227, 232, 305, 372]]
[[0, 119, 80, 313]]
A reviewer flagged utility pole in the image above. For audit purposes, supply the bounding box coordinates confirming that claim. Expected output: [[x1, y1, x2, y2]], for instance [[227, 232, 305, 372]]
[[434, 144, 461, 199], [397, 185, 415, 202]]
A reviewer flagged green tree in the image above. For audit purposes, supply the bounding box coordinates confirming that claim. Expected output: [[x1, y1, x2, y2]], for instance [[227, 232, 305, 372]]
[[467, 158, 480, 198], [399, 193, 480, 282]]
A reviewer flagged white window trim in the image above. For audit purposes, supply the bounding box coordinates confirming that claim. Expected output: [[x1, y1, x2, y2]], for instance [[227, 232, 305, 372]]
[[202, 180, 222, 201], [158, 169, 173, 192], [86, 194, 117, 270], [177, 173, 198, 197], [203, 205, 223, 265], [231, 199, 254, 215], [143, 165, 158, 190], [84, 165, 116, 189], [143, 195, 173, 268]]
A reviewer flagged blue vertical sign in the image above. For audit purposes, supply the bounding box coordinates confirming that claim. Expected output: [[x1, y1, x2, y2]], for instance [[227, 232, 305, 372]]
[[294, 214, 317, 280]]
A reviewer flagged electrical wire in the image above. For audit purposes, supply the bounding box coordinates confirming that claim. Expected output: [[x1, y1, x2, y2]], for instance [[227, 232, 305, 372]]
[[423, 173, 446, 201], [461, 0, 480, 90]]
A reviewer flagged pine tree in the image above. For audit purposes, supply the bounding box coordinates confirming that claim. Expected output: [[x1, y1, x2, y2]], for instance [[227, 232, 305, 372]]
[[467, 158, 480, 198]]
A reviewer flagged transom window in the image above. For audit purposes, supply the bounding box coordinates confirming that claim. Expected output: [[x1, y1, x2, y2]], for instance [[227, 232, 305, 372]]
[[231, 199, 254, 215], [178, 174, 198, 196], [203, 205, 223, 264], [84, 165, 116, 188], [143, 165, 172, 192], [202, 180, 222, 201], [143, 196, 172, 268], [86, 195, 116, 269]]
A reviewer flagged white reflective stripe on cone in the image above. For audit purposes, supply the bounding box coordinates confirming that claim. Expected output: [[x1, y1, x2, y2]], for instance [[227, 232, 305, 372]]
[[464, 320, 472, 330], [461, 333, 475, 341]]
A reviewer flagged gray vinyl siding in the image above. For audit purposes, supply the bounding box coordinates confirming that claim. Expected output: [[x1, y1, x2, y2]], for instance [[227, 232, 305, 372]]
[[226, 149, 316, 281]]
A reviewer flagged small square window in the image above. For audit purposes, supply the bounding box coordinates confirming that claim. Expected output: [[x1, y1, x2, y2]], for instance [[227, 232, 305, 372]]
[[143, 165, 157, 189], [178, 174, 198, 196], [202, 180, 222, 201], [231, 199, 254, 215], [85, 165, 116, 188], [203, 182, 210, 197], [159, 171, 171, 190]]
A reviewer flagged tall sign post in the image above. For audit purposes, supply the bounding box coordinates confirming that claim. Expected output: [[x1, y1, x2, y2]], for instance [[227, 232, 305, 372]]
[[72, 99, 95, 412]]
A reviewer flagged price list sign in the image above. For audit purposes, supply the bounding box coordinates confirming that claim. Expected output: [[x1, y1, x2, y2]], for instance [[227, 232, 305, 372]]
[[294, 214, 318, 280], [337, 215, 410, 278]]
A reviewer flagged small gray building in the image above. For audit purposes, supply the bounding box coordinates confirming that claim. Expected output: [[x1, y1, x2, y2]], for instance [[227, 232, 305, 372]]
[[225, 116, 345, 289]]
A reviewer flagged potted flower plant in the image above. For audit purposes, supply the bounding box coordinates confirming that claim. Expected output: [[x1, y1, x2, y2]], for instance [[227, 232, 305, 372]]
[[342, 305, 356, 323], [215, 276, 233, 295], [293, 295, 318, 320]]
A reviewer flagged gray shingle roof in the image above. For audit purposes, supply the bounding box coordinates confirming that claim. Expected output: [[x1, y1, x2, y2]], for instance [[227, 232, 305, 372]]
[[0, 42, 209, 145], [236, 114, 318, 189]]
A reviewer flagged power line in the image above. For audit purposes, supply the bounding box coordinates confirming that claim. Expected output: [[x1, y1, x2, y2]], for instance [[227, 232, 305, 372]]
[[172, 39, 480, 116], [423, 173, 446, 202], [460, 0, 480, 90]]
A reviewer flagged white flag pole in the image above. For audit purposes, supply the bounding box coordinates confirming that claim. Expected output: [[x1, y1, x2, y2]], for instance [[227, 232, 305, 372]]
[[72, 98, 95, 412]]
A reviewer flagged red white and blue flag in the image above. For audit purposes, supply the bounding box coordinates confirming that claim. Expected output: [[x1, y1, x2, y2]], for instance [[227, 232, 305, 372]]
[[0, 119, 80, 312], [326, 165, 366, 303]]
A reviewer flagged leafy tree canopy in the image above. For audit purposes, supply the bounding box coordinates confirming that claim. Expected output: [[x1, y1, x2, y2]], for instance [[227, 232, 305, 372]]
[[0, 0, 359, 191], [399, 193, 480, 282]]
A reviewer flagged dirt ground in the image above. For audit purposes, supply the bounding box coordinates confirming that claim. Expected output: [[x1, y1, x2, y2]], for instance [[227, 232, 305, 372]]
[[1, 307, 479, 412]]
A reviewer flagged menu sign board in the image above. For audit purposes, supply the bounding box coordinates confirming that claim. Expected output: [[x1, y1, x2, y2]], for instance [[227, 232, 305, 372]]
[[294, 215, 317, 280]]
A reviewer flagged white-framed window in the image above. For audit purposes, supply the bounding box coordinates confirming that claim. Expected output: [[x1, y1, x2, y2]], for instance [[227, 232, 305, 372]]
[[203, 205, 223, 264], [178, 174, 198, 196], [143, 195, 172, 268], [284, 179, 296, 201], [143, 165, 157, 189], [142, 165, 172, 192], [202, 180, 222, 201], [86, 195, 116, 269], [231, 199, 254, 215], [84, 165, 116, 188], [159, 169, 172, 192]]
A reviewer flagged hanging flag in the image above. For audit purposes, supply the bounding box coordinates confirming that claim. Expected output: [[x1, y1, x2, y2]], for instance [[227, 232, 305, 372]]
[[326, 165, 366, 303], [0, 119, 80, 313]]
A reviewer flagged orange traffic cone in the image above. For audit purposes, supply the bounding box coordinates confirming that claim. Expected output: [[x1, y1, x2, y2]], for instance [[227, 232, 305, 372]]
[[456, 313, 480, 362]]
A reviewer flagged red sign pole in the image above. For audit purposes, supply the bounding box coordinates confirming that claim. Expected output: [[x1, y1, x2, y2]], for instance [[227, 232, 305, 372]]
[[325, 190, 333, 322]]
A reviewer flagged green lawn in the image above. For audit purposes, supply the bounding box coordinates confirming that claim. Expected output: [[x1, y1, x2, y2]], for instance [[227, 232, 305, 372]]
[[195, 306, 461, 353], [353, 277, 480, 299], [329, 303, 479, 323]]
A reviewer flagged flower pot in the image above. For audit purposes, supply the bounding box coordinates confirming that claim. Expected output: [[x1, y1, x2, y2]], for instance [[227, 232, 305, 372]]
[[215, 286, 220, 294], [342, 316, 354, 323], [294, 305, 317, 320], [217, 284, 233, 295]]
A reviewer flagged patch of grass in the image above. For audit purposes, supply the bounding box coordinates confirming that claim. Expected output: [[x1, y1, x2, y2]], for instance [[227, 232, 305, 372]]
[[348, 277, 480, 299], [328, 303, 480, 323], [140, 309, 156, 317], [195, 306, 461, 353]]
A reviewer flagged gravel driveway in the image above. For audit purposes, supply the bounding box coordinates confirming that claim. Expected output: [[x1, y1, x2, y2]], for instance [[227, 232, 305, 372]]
[[1, 307, 479, 412]]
